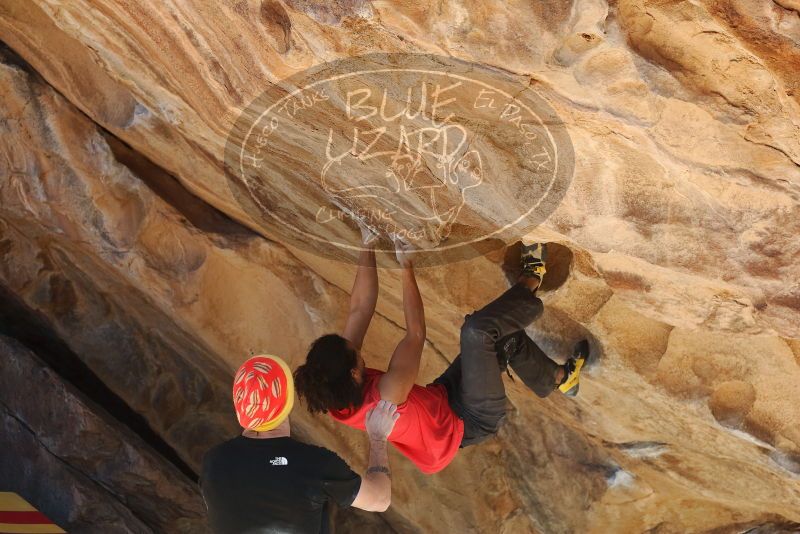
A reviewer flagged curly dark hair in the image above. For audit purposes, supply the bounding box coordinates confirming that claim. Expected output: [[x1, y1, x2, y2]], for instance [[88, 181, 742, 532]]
[[294, 334, 365, 414]]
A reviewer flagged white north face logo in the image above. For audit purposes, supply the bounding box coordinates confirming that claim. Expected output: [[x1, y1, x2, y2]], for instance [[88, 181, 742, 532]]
[[270, 456, 288, 466]]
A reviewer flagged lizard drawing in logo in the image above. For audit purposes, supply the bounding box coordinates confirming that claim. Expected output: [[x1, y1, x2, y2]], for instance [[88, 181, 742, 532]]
[[320, 121, 484, 244]]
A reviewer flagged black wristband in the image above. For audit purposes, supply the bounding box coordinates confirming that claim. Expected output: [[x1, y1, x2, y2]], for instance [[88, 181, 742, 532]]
[[366, 466, 391, 478]]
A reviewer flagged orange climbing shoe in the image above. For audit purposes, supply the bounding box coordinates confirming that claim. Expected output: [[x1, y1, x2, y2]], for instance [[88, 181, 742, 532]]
[[558, 340, 589, 397]]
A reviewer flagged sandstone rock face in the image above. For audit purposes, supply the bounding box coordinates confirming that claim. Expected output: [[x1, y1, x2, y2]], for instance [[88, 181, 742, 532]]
[[0, 1, 799, 533], [0, 335, 207, 533]]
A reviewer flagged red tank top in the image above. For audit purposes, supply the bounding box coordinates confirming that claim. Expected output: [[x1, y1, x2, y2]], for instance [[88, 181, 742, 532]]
[[329, 368, 464, 474]]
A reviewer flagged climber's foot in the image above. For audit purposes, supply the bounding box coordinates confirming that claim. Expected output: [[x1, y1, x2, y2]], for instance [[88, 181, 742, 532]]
[[519, 243, 547, 289], [558, 340, 589, 397]]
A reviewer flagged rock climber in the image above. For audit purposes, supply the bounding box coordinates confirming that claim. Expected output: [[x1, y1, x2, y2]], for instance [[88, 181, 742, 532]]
[[293, 227, 589, 474], [200, 354, 400, 533]]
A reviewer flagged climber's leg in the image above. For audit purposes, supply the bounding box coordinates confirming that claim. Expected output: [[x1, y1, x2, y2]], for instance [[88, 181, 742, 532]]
[[497, 330, 564, 398], [434, 243, 569, 446], [434, 282, 547, 447]]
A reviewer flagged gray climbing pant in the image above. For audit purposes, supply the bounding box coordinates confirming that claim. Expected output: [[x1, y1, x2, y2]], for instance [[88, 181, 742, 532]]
[[432, 283, 560, 447]]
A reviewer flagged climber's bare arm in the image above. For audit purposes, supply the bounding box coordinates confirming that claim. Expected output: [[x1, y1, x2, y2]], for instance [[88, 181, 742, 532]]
[[379, 261, 425, 404], [343, 247, 378, 350]]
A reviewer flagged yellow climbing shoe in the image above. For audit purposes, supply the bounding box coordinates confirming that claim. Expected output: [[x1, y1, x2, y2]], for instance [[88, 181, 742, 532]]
[[559, 340, 589, 397], [521, 243, 547, 282]]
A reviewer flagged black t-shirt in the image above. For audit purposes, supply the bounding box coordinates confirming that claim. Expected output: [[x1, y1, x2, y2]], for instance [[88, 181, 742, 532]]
[[200, 436, 362, 534]]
